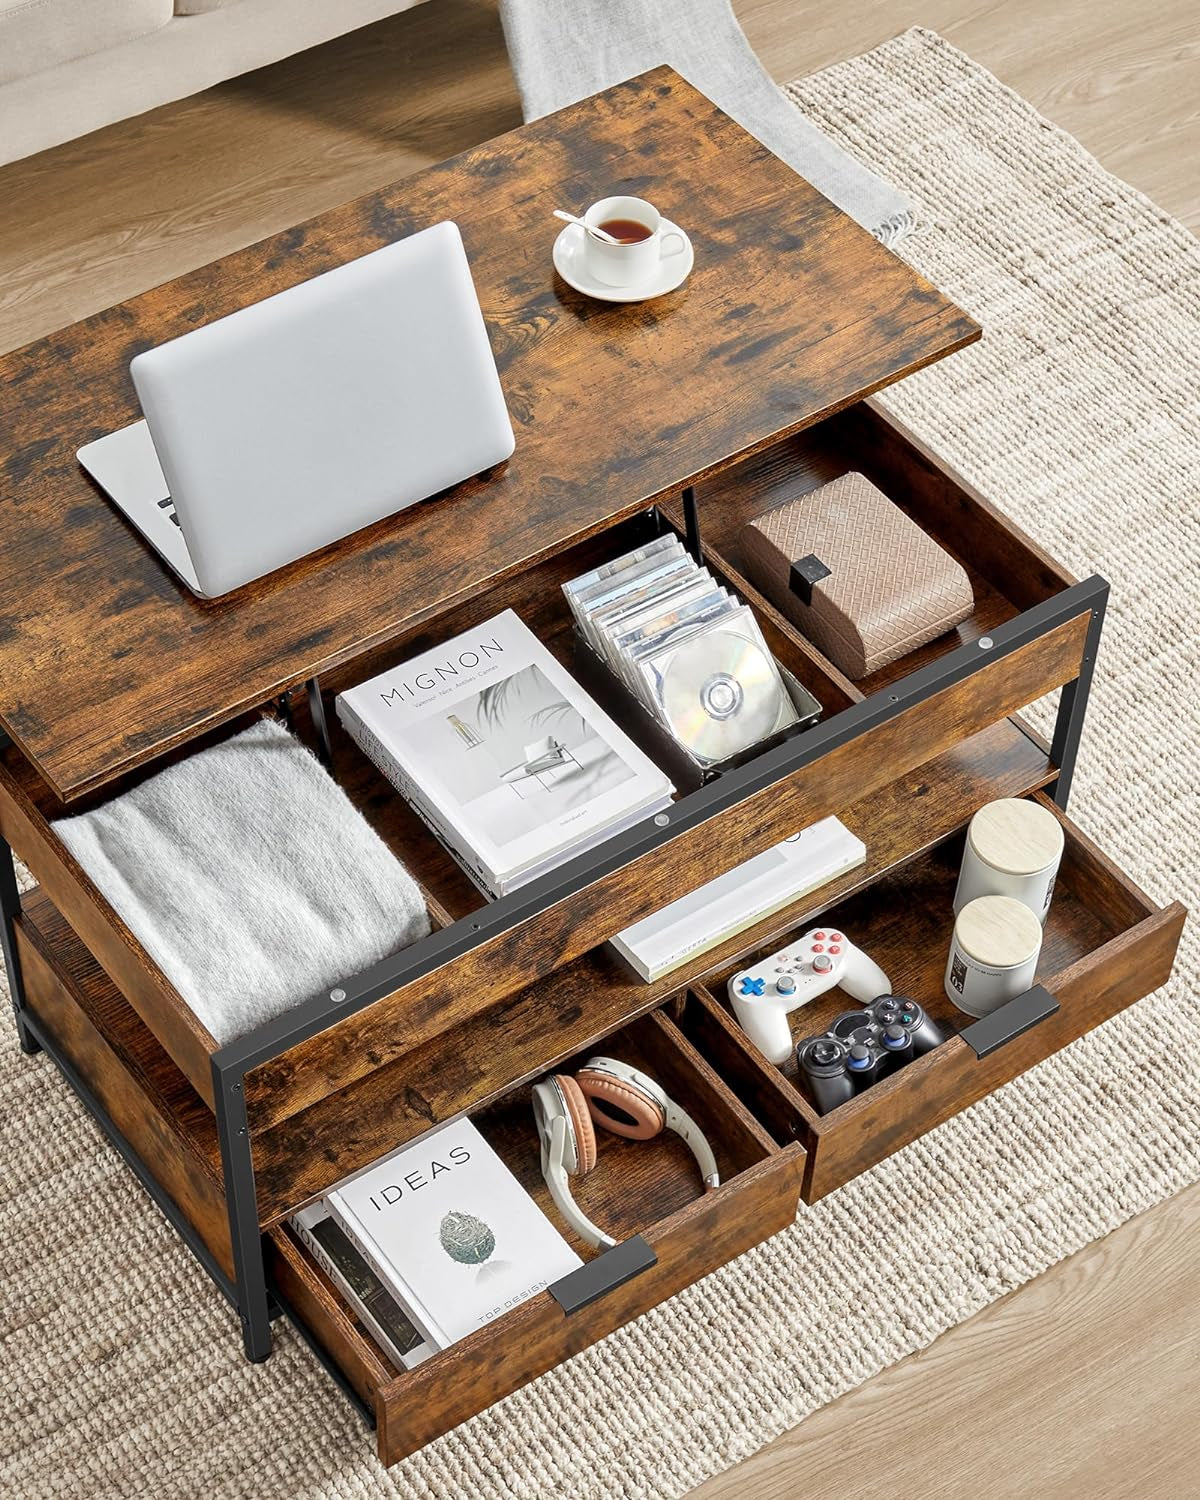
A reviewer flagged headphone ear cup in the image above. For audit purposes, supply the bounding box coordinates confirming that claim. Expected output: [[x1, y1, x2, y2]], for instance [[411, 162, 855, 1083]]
[[576, 1070, 666, 1141], [555, 1075, 597, 1175]]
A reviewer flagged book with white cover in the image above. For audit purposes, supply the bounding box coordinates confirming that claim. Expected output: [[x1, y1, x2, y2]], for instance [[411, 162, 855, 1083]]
[[291, 1202, 435, 1370], [609, 817, 867, 981], [336, 609, 674, 896], [326, 1118, 583, 1347]]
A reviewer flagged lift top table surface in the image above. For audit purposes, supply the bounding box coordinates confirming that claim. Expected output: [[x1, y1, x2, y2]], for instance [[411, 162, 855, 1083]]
[[0, 66, 978, 803]]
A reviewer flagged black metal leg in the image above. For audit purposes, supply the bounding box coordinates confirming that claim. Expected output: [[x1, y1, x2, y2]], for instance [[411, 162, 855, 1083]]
[[682, 485, 702, 564], [306, 676, 333, 771], [25, 1005, 241, 1303], [212, 1061, 273, 1361], [275, 690, 295, 734], [1047, 584, 1108, 810], [0, 831, 38, 1054]]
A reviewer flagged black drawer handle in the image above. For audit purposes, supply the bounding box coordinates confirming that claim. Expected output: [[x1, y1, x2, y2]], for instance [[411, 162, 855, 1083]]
[[958, 984, 1060, 1059], [549, 1235, 658, 1315]]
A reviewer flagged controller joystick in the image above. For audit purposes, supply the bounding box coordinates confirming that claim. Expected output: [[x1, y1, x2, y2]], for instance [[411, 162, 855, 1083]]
[[797, 995, 949, 1114], [728, 928, 892, 1064]]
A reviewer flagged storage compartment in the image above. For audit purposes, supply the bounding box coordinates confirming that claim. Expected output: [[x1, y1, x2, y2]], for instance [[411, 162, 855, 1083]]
[[317, 508, 854, 824], [272, 1005, 805, 1464], [0, 397, 1100, 1136], [245, 716, 1058, 1224], [14, 880, 803, 1462], [664, 400, 1077, 696], [676, 793, 1185, 1202], [0, 398, 1184, 1467]]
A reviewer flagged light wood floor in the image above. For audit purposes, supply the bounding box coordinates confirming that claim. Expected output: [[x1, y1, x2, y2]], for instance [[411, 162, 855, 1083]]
[[1, 0, 1198, 357], [1, 4, 1195, 1496]]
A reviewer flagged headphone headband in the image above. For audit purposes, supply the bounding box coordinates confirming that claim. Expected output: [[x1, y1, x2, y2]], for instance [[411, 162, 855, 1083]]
[[532, 1059, 719, 1250], [579, 1058, 720, 1188]]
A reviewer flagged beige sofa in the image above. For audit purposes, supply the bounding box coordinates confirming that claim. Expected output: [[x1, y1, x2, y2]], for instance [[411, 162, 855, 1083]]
[[0, 0, 430, 167]]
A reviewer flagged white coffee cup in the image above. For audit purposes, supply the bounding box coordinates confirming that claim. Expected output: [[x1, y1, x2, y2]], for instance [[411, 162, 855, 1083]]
[[945, 895, 1043, 1018], [582, 196, 685, 288]]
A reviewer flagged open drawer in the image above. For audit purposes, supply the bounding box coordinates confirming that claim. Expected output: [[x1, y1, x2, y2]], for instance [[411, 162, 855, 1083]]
[[267, 1006, 805, 1465], [12, 889, 802, 1464], [674, 793, 1186, 1202]]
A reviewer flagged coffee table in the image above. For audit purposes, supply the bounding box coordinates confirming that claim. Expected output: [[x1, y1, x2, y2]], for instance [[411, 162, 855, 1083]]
[[0, 68, 1182, 1465]]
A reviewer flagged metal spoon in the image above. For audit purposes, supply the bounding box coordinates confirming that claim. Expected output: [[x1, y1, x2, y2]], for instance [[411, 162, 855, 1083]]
[[553, 210, 622, 244]]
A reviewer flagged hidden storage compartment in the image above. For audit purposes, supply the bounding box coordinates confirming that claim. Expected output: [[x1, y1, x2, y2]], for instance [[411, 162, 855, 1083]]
[[664, 400, 1077, 695], [269, 1003, 803, 1464], [316, 509, 855, 887], [675, 791, 1185, 1202]]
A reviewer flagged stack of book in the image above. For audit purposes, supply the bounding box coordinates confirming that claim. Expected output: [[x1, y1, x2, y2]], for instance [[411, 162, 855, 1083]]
[[292, 1118, 582, 1365], [336, 608, 674, 897]]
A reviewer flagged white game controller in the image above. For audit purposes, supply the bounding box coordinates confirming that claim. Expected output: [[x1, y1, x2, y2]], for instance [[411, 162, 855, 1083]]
[[728, 927, 892, 1065]]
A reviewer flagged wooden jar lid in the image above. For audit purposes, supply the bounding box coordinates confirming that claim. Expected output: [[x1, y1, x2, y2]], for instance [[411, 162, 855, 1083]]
[[967, 798, 1064, 876], [955, 895, 1042, 968]]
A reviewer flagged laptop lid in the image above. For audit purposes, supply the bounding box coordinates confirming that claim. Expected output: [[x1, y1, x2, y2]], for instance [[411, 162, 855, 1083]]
[[127, 220, 515, 597]]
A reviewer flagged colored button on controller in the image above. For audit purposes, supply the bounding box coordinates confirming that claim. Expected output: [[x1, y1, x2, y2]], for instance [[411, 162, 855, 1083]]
[[811, 954, 834, 974], [776, 975, 797, 994], [738, 976, 767, 996]]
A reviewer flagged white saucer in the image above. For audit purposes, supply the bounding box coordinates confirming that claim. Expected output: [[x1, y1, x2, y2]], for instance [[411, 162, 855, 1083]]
[[552, 220, 694, 303]]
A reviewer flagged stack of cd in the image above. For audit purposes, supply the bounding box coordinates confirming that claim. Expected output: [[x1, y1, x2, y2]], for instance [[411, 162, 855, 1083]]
[[563, 536, 801, 768]]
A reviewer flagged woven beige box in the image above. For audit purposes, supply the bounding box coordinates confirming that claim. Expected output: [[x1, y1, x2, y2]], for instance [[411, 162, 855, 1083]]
[[739, 472, 974, 680]]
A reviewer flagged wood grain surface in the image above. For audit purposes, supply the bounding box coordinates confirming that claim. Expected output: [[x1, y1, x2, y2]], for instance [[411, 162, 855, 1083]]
[[246, 718, 1055, 1225], [0, 5, 1192, 1489], [241, 614, 1089, 1139], [0, 66, 977, 803], [691, 1175, 1200, 1500]]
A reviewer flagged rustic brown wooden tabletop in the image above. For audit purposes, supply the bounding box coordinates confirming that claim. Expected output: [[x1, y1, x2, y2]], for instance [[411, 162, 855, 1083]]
[[0, 65, 977, 802]]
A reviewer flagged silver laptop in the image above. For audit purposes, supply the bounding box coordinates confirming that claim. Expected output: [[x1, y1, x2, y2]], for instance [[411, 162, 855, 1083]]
[[77, 220, 515, 598]]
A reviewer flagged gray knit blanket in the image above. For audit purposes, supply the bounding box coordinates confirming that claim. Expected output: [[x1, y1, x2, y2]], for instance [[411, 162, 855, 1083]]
[[54, 719, 430, 1044]]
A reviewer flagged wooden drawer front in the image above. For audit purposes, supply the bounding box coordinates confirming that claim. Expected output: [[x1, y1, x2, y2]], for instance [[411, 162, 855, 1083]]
[[677, 795, 1185, 1203], [273, 1007, 804, 1466]]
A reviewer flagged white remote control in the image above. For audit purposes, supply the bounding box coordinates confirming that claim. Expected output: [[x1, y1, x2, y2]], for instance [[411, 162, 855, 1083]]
[[728, 928, 892, 1065]]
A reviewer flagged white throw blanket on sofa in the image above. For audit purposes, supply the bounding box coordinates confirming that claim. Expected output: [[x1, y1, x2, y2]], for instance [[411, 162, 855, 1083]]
[[499, 0, 915, 245]]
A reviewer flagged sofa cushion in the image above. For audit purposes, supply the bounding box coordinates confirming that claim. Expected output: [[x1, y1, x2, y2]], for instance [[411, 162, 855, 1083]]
[[174, 0, 242, 13], [0, 0, 173, 86]]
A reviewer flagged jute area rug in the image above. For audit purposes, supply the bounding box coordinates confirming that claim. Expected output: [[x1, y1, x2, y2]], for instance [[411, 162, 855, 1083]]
[[2, 26, 1196, 1500]]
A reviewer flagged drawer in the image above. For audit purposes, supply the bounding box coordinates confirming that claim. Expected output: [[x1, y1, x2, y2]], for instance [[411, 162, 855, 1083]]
[[674, 793, 1185, 1202], [267, 1004, 804, 1465]]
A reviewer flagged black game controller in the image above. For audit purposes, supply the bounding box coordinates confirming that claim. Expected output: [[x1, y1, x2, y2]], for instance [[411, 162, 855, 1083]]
[[796, 995, 949, 1114]]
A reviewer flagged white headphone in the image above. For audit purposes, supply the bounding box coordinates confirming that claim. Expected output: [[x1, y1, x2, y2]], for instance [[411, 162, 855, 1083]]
[[532, 1056, 720, 1249]]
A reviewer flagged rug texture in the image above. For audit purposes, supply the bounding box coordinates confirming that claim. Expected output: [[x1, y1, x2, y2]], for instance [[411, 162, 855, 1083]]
[[2, 27, 1197, 1500]]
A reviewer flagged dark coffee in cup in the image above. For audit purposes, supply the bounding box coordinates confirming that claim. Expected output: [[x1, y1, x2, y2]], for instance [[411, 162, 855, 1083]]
[[596, 217, 653, 244]]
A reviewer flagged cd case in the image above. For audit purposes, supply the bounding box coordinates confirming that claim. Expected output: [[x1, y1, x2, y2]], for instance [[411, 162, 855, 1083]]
[[572, 628, 821, 792]]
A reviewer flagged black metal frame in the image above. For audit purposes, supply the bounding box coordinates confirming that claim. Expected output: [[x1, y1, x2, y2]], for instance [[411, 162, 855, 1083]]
[[9, 989, 375, 1423], [19, 1001, 240, 1304], [306, 677, 333, 769], [200, 569, 1109, 1360], [0, 525, 1110, 1364]]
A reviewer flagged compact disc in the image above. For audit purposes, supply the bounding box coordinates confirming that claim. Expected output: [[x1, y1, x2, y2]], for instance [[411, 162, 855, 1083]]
[[643, 614, 790, 764]]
